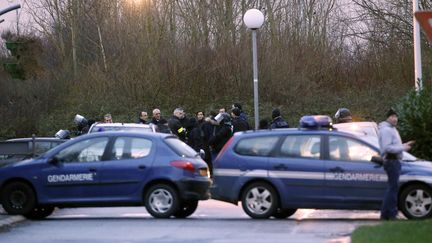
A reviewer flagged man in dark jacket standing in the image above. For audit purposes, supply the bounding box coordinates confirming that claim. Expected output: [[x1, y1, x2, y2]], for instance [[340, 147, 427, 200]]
[[209, 113, 233, 161], [168, 108, 187, 142], [270, 108, 289, 129], [152, 108, 170, 133], [231, 108, 250, 133]]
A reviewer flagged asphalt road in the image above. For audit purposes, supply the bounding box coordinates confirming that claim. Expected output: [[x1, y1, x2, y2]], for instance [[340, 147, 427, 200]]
[[0, 199, 382, 243]]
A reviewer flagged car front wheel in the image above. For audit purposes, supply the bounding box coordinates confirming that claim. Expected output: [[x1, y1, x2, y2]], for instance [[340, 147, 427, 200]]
[[24, 206, 55, 220], [399, 184, 432, 219], [241, 182, 278, 219], [1, 182, 36, 215], [144, 184, 179, 218]]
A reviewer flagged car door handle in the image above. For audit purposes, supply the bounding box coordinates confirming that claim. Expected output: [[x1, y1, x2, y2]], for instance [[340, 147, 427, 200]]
[[89, 167, 97, 172], [329, 166, 344, 173], [274, 164, 287, 170], [138, 165, 146, 170]]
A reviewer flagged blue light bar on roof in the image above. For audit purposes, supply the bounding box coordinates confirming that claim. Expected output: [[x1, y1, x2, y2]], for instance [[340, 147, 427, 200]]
[[299, 115, 333, 129]]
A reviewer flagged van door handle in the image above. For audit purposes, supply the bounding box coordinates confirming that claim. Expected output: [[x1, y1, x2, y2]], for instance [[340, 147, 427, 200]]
[[274, 164, 287, 170], [329, 166, 344, 173], [138, 165, 146, 170], [89, 167, 97, 172]]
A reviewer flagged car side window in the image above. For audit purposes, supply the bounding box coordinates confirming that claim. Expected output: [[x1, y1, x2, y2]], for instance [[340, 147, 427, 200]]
[[235, 136, 279, 156], [279, 135, 321, 159], [111, 137, 152, 160], [329, 136, 378, 162], [56, 137, 109, 163]]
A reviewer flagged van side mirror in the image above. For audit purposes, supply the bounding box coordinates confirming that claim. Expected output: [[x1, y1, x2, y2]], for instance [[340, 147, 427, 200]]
[[371, 155, 384, 165]]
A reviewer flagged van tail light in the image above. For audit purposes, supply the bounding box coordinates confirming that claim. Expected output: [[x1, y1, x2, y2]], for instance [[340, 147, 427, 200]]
[[215, 136, 234, 162], [170, 160, 195, 172]]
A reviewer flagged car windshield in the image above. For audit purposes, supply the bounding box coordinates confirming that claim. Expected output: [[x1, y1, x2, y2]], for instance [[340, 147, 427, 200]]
[[334, 122, 418, 161], [164, 137, 198, 158]]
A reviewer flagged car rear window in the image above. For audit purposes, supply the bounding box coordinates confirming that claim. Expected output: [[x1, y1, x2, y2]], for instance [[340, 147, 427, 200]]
[[164, 137, 197, 158], [234, 136, 279, 156]]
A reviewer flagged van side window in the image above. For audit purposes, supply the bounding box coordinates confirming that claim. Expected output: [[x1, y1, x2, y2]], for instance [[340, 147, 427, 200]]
[[279, 135, 321, 159], [235, 136, 279, 156], [329, 136, 377, 162]]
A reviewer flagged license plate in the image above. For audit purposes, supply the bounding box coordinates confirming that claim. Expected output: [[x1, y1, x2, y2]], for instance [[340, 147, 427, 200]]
[[199, 168, 209, 177]]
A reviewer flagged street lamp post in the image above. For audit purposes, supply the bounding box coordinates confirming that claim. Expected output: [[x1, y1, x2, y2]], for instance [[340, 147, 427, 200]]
[[413, 0, 423, 91], [243, 9, 264, 130]]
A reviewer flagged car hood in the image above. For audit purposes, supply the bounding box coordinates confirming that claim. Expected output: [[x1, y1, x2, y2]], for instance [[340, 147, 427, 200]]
[[404, 160, 432, 171], [0, 158, 35, 169]]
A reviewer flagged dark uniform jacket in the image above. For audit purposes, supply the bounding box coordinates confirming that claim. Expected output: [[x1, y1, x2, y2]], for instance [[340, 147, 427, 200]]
[[209, 124, 232, 153], [168, 116, 187, 142], [271, 117, 289, 129], [232, 117, 250, 133]]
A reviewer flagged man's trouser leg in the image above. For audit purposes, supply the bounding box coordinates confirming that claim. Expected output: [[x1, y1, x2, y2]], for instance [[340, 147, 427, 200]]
[[380, 160, 401, 219]]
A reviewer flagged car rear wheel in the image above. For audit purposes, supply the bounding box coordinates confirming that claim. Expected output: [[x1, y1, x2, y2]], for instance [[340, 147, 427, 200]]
[[24, 206, 55, 220], [145, 184, 179, 218], [272, 208, 297, 219], [1, 182, 36, 215], [399, 184, 432, 219], [241, 182, 278, 219], [173, 200, 198, 218]]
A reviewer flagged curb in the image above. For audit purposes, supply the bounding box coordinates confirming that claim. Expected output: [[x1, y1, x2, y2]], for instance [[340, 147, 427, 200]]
[[0, 206, 26, 229]]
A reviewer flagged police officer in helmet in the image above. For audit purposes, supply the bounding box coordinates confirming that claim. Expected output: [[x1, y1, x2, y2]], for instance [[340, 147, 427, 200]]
[[334, 108, 353, 123]]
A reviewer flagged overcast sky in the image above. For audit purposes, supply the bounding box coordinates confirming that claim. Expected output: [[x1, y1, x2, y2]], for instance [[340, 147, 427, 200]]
[[0, 0, 28, 36]]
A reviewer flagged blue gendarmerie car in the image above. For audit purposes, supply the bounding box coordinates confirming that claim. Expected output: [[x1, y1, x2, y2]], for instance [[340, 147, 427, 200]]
[[211, 115, 432, 219], [0, 132, 211, 219]]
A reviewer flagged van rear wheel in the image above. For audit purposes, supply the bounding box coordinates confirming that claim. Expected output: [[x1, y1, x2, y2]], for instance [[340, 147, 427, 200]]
[[273, 208, 297, 219], [241, 182, 278, 219]]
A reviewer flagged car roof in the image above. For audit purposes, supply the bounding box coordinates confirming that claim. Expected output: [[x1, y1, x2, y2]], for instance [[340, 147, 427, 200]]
[[235, 128, 355, 138], [91, 123, 152, 128], [80, 131, 175, 139], [6, 137, 67, 142], [333, 122, 378, 131], [88, 122, 157, 133]]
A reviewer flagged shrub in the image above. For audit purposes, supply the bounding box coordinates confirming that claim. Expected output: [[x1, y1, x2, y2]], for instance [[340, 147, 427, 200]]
[[396, 87, 432, 160]]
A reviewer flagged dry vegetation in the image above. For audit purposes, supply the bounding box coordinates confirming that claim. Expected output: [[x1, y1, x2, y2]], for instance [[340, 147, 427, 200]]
[[0, 0, 430, 138]]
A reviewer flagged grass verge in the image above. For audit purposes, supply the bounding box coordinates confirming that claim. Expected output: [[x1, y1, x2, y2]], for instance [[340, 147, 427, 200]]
[[351, 219, 432, 243]]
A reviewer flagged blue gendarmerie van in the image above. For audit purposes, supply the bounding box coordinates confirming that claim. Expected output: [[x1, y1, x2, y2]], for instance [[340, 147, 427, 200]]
[[211, 115, 432, 219]]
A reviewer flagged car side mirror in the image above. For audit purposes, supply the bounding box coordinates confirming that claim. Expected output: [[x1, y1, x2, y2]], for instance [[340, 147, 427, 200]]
[[371, 155, 384, 165], [199, 149, 206, 160], [48, 156, 60, 164]]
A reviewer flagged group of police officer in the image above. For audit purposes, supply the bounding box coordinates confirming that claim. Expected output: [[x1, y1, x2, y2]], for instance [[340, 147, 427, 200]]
[[133, 104, 290, 174]]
